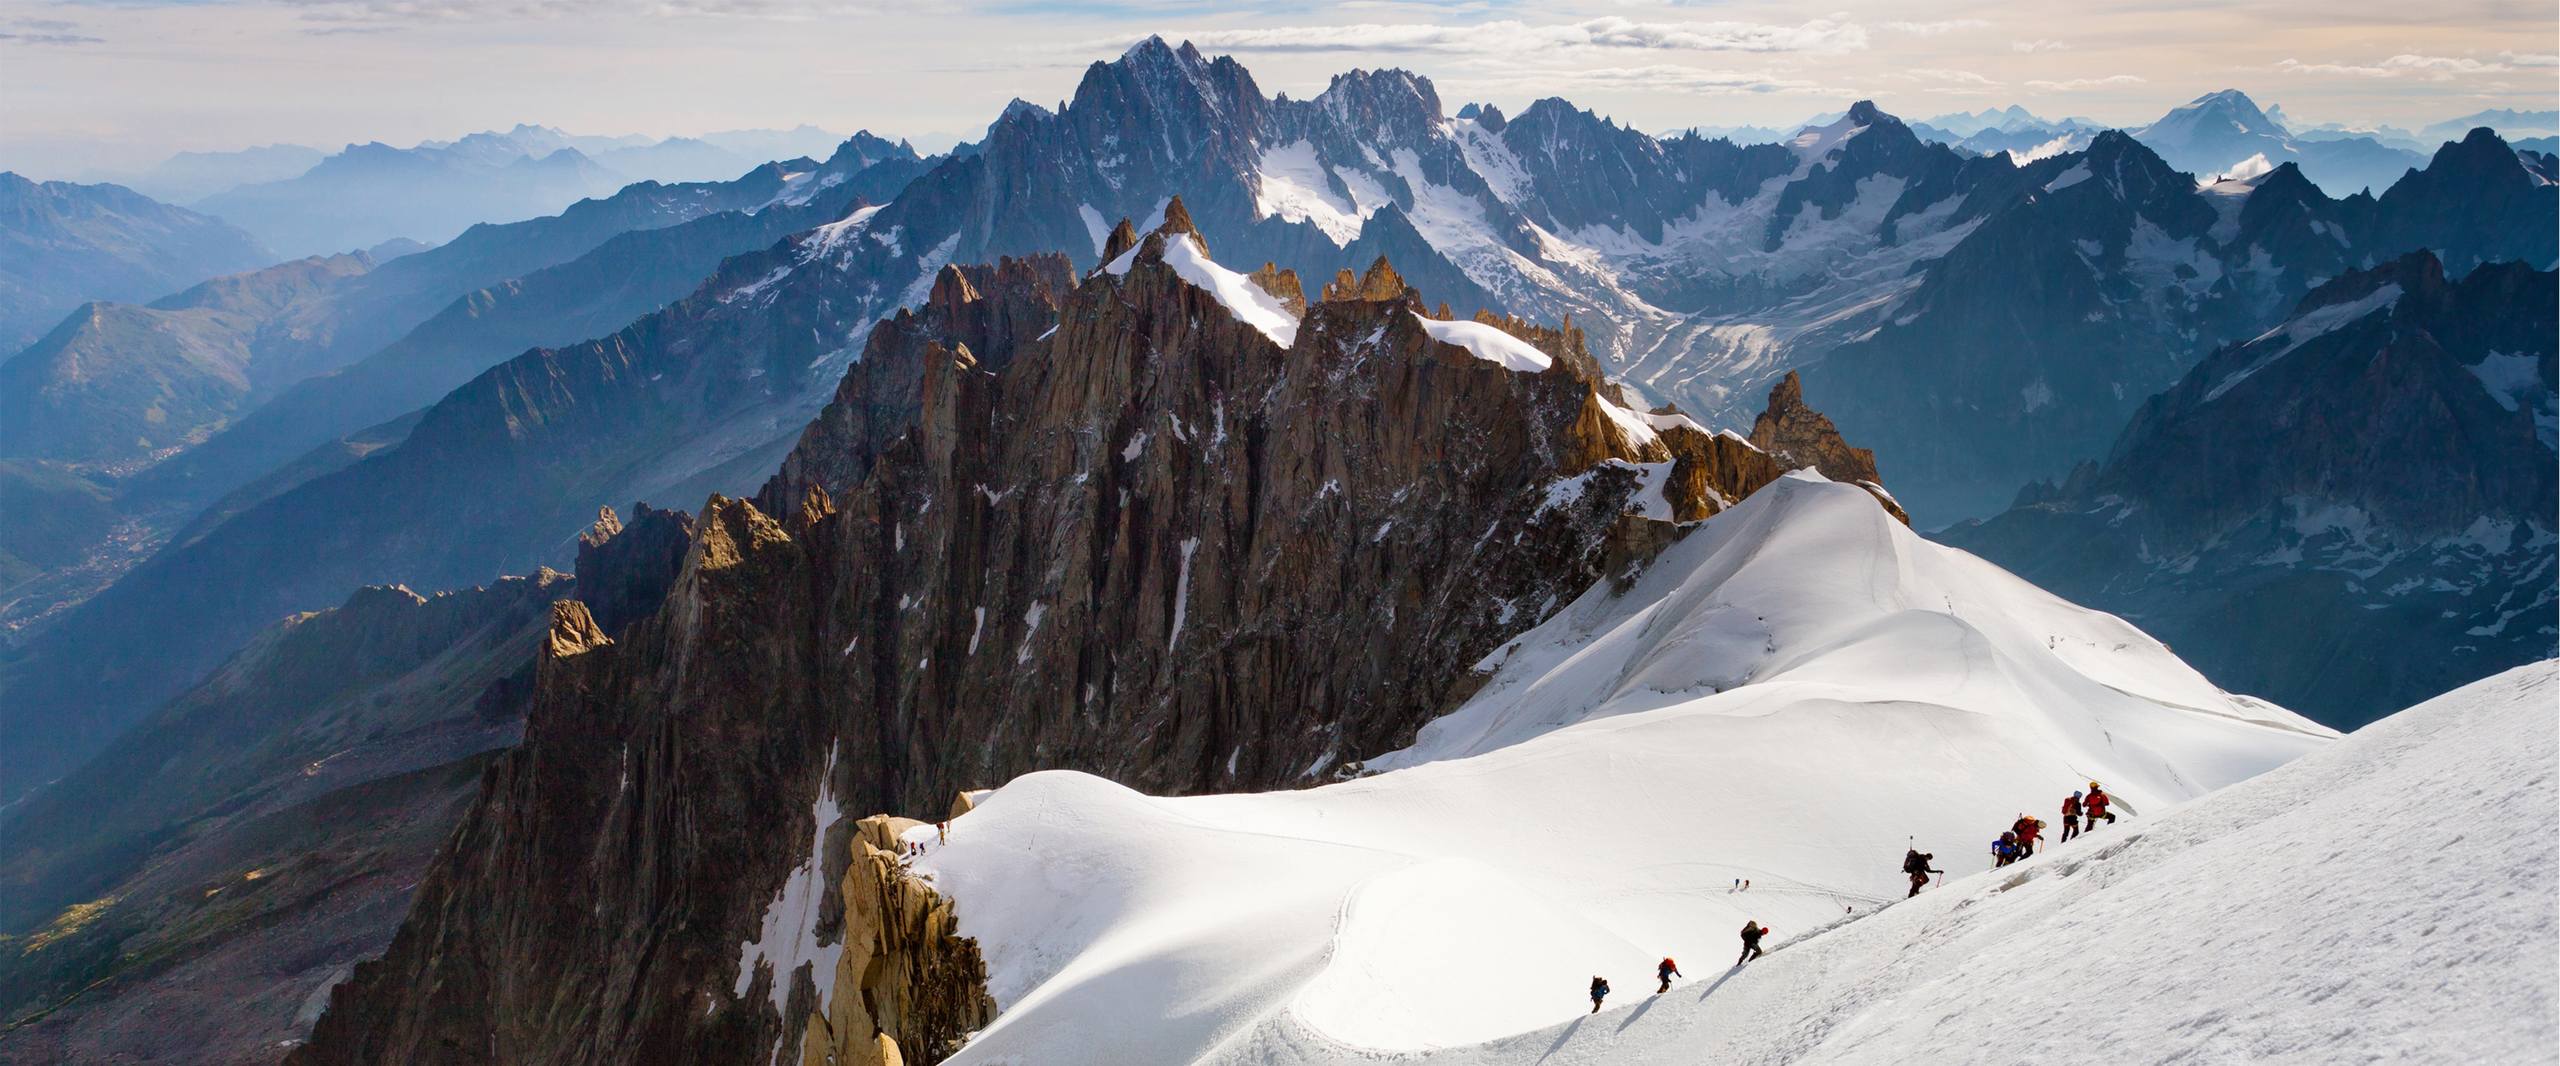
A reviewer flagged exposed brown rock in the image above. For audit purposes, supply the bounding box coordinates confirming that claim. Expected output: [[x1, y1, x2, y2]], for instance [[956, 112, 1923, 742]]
[[541, 600, 609, 661], [1100, 219, 1139, 265], [1248, 262, 1307, 317], [804, 816, 995, 1066], [1751, 370, 1877, 483], [1158, 195, 1200, 239], [1320, 267, 1360, 303], [1748, 371, 1907, 524]]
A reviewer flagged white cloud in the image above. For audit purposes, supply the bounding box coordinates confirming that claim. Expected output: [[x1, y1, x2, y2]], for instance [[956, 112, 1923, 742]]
[[1490, 63, 1837, 96], [2025, 74, 2147, 92], [2011, 38, 2069, 53], [2277, 52, 2557, 80], [1881, 18, 1988, 35], [1903, 67, 2001, 87], [1096, 17, 1872, 57]]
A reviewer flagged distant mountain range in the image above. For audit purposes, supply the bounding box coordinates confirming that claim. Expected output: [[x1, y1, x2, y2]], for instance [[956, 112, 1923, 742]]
[[77, 143, 328, 204], [186, 124, 856, 257], [1685, 92, 2553, 200], [1946, 250, 2553, 726], [2, 47, 2550, 811], [0, 173, 274, 355], [0, 134, 928, 675]]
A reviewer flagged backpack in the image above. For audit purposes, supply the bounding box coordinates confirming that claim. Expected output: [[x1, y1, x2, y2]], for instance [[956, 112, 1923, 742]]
[[1903, 850, 1927, 874], [1660, 958, 1677, 974]]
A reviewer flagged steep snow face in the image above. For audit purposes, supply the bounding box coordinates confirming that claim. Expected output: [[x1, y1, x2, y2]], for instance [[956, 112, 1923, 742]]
[[1413, 313, 1554, 372], [2203, 282, 2403, 402], [734, 747, 845, 1038], [915, 477, 2332, 1064], [1790, 113, 1869, 167], [1233, 660, 2558, 1066], [1252, 140, 1375, 244], [1159, 233, 1302, 347]]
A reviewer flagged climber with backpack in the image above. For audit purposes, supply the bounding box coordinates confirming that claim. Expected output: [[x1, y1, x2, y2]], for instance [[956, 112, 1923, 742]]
[[1590, 975, 1611, 1013], [1992, 831, 2020, 867], [1902, 847, 1940, 897], [1736, 921, 1768, 965], [1657, 957, 1682, 993], [2061, 790, 2084, 843], [2086, 782, 2117, 828], [2013, 814, 2045, 857]]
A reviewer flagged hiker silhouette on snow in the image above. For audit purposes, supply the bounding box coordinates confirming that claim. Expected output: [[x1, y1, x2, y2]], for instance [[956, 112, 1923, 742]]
[[1736, 921, 1767, 965], [1656, 957, 1681, 993], [1902, 847, 1940, 897], [1589, 975, 1610, 1013], [2061, 790, 2084, 842]]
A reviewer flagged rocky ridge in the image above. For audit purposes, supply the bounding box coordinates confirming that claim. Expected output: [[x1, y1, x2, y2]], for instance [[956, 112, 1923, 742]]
[[292, 206, 1899, 1064]]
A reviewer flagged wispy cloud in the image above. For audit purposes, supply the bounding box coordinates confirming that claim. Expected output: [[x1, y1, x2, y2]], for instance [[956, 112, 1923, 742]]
[[2011, 38, 2069, 53], [1494, 63, 1838, 96], [2025, 74, 2146, 92], [1088, 17, 1872, 57], [2278, 52, 2559, 80], [1881, 18, 1987, 35], [2, 16, 102, 44], [0, 31, 105, 43], [265, 0, 889, 24], [1901, 68, 2003, 96]]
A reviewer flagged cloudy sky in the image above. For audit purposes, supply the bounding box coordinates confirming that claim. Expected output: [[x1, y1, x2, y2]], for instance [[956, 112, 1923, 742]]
[[2, 0, 2552, 176]]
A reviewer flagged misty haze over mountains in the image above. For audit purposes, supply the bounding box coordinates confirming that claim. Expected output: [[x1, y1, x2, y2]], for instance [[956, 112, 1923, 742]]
[[0, 31, 2551, 1066]]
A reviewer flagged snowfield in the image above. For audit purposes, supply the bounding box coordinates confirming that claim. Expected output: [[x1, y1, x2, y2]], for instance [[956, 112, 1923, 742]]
[[1229, 660, 2558, 1065], [912, 477, 2373, 1064]]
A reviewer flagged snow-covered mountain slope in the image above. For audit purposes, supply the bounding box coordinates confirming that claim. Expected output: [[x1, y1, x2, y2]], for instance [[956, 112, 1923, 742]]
[[909, 475, 2334, 1063], [1239, 659, 2558, 1065]]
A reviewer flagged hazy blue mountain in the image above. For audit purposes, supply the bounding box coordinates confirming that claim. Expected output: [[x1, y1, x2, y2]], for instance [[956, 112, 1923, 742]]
[[79, 143, 327, 203], [0, 173, 275, 355], [1945, 251, 2553, 726]]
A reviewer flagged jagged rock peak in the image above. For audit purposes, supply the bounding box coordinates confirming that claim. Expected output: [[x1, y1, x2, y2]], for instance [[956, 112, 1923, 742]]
[[796, 484, 836, 530], [1846, 99, 1892, 126], [1101, 218, 1139, 264], [1316, 67, 1445, 130], [1157, 195, 1200, 242], [1748, 371, 1904, 522], [1321, 255, 1412, 303], [1249, 261, 1307, 316], [542, 600, 610, 661], [927, 264, 982, 316], [685, 493, 792, 574], [579, 504, 622, 548]]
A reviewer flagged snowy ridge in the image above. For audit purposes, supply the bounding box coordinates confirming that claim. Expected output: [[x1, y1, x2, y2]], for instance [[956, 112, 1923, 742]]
[[913, 477, 2332, 1064], [1160, 233, 1301, 347], [1413, 313, 1553, 372], [1226, 661, 2557, 1065]]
